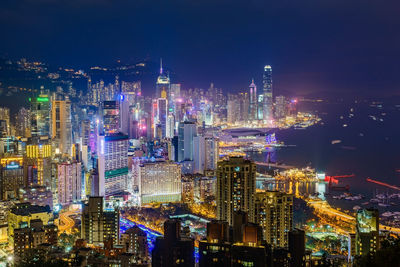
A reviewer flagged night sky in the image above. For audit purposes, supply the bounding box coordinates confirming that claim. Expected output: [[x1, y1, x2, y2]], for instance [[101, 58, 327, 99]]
[[1, 0, 400, 96]]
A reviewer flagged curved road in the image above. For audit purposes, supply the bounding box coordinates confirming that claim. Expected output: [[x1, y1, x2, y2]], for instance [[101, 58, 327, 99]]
[[57, 210, 79, 234]]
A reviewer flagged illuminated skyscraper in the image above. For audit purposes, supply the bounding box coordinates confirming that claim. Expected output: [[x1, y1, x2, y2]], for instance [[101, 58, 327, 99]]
[[355, 208, 379, 257], [262, 65, 273, 121], [103, 101, 120, 135], [0, 157, 25, 200], [255, 191, 293, 248], [177, 121, 197, 162], [249, 79, 258, 120], [25, 141, 52, 187], [138, 161, 181, 205], [57, 161, 82, 206], [97, 133, 129, 196], [275, 95, 288, 119], [204, 137, 219, 171], [216, 157, 256, 225], [0, 107, 10, 136], [30, 92, 50, 137], [166, 114, 175, 138], [51, 98, 72, 155], [16, 107, 31, 137], [156, 59, 170, 99], [156, 98, 168, 138]]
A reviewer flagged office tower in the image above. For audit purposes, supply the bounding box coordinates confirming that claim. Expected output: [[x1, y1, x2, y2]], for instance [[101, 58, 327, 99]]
[[155, 98, 168, 138], [177, 121, 197, 162], [205, 137, 219, 171], [119, 94, 130, 135], [57, 161, 82, 206], [80, 120, 91, 170], [355, 208, 379, 256], [227, 95, 238, 125], [8, 202, 52, 245], [289, 228, 306, 267], [25, 141, 52, 187], [81, 196, 120, 246], [216, 157, 256, 225], [255, 191, 293, 248], [262, 65, 273, 121], [249, 79, 258, 120], [275, 95, 288, 119], [138, 161, 181, 205], [239, 92, 250, 123], [193, 136, 205, 174], [156, 59, 170, 99], [13, 219, 58, 258], [166, 114, 175, 138], [30, 93, 50, 137], [257, 94, 264, 120], [152, 219, 195, 267], [120, 226, 149, 265], [97, 133, 129, 196], [0, 157, 25, 200], [103, 101, 120, 135], [170, 83, 181, 116], [348, 233, 356, 264], [51, 98, 72, 155], [0, 107, 10, 136], [16, 107, 31, 137]]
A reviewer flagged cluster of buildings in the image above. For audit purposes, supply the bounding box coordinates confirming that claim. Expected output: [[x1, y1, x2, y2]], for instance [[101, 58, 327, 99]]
[[0, 60, 386, 266]]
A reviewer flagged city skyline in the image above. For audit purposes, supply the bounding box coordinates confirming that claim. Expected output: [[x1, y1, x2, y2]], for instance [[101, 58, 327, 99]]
[[1, 0, 400, 96]]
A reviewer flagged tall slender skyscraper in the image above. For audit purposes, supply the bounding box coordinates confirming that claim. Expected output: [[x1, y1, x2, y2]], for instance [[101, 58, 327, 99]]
[[262, 65, 273, 122], [102, 101, 120, 136], [30, 91, 50, 137], [216, 157, 256, 225], [51, 98, 72, 155], [57, 161, 82, 206], [249, 79, 258, 120], [156, 59, 170, 99]]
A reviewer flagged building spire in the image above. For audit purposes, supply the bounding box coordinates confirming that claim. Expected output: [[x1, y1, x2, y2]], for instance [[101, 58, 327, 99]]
[[160, 58, 163, 74]]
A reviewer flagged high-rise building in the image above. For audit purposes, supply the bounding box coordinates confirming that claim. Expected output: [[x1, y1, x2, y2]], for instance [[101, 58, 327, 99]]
[[216, 157, 256, 225], [239, 92, 250, 123], [120, 225, 149, 265], [262, 65, 273, 121], [205, 137, 219, 171], [97, 133, 129, 196], [156, 59, 170, 99], [177, 121, 197, 162], [24, 140, 52, 187], [275, 95, 288, 119], [355, 208, 379, 257], [166, 114, 175, 138], [0, 157, 25, 200], [0, 107, 10, 136], [81, 196, 120, 246], [155, 98, 168, 138], [193, 136, 205, 174], [57, 161, 82, 206], [227, 95, 238, 125], [138, 161, 181, 205], [103, 101, 120, 135], [30, 93, 50, 137], [16, 107, 31, 137], [249, 79, 258, 120], [51, 98, 72, 155], [255, 191, 293, 248], [152, 219, 195, 267]]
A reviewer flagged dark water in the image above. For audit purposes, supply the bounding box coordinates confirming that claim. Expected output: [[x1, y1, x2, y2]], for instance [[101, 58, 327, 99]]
[[249, 100, 400, 212]]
